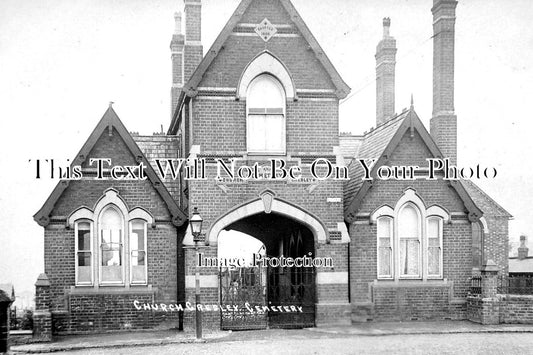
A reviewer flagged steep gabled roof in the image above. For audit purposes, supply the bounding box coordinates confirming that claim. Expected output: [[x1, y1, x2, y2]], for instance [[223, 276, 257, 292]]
[[169, 0, 350, 134], [34, 106, 187, 227], [344, 107, 483, 223]]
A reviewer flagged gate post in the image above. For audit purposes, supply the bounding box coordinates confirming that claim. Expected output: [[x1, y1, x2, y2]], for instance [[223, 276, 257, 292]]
[[33, 273, 52, 342], [479, 260, 500, 325], [0, 290, 13, 354]]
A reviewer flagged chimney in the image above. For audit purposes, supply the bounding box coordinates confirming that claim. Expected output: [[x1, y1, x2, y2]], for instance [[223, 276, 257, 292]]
[[170, 11, 185, 118], [518, 235, 529, 260], [430, 0, 458, 163], [184, 0, 203, 83], [375, 17, 397, 126]]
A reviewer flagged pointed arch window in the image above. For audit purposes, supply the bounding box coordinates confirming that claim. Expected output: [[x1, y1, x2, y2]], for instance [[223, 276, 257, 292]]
[[398, 204, 421, 278], [99, 206, 124, 284], [427, 217, 443, 278], [372, 189, 449, 281], [130, 219, 148, 284], [246, 74, 286, 154], [377, 217, 393, 278], [75, 220, 93, 285]]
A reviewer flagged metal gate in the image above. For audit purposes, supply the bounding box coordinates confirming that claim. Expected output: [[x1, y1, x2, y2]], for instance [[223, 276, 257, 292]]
[[219, 266, 268, 330], [219, 266, 316, 330], [267, 266, 316, 328]]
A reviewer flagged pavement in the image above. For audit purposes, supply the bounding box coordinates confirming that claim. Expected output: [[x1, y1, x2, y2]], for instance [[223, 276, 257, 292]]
[[10, 321, 533, 354]]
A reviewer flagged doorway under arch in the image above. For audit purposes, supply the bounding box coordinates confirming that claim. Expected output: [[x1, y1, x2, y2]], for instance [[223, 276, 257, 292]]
[[217, 212, 316, 329]]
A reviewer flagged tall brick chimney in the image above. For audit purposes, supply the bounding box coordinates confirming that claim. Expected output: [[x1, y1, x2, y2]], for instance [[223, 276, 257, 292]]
[[375, 17, 397, 126], [184, 0, 203, 84], [171, 0, 203, 118], [430, 0, 458, 163], [518, 235, 529, 260], [170, 11, 185, 117]]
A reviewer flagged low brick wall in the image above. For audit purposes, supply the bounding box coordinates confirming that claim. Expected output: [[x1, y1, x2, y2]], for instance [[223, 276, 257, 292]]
[[316, 303, 351, 326], [371, 283, 455, 321], [467, 294, 533, 325], [53, 293, 181, 335], [498, 294, 533, 324]]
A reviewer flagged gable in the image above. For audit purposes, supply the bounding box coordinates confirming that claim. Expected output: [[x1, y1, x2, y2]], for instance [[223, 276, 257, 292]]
[[180, 0, 349, 98], [357, 131, 468, 216], [34, 106, 187, 227], [198, 21, 336, 92], [344, 108, 483, 223]]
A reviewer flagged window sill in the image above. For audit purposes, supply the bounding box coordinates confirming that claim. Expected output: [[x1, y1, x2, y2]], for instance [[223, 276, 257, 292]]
[[246, 152, 287, 158], [69, 285, 155, 295], [373, 279, 450, 288]]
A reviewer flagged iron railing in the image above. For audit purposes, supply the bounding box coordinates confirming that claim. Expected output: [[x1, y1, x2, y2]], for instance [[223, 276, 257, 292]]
[[470, 275, 482, 295], [498, 274, 533, 295]]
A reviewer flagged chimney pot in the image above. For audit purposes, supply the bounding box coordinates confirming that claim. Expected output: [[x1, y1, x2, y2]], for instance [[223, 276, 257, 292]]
[[174, 11, 182, 35], [518, 235, 529, 260], [383, 17, 391, 37]]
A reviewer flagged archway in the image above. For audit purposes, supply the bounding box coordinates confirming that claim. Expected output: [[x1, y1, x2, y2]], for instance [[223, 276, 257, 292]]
[[217, 212, 316, 329]]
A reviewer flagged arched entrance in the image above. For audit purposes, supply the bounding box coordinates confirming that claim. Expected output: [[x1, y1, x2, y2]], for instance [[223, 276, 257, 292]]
[[217, 212, 317, 330]]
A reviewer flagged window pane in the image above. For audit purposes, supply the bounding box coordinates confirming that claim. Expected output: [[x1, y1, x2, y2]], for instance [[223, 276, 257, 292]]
[[101, 208, 121, 230], [248, 115, 266, 151], [377, 218, 391, 238], [131, 220, 145, 253], [428, 218, 439, 238], [400, 239, 419, 276], [101, 266, 122, 282], [264, 114, 284, 152], [101, 231, 122, 266], [131, 250, 145, 266], [428, 247, 440, 275], [77, 251, 91, 266], [78, 266, 91, 284], [399, 205, 418, 238], [131, 265, 146, 283], [78, 230, 91, 251], [378, 247, 392, 276], [247, 75, 284, 109]]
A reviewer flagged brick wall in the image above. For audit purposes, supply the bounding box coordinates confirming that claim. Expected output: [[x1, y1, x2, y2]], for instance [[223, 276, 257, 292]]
[[498, 295, 533, 324]]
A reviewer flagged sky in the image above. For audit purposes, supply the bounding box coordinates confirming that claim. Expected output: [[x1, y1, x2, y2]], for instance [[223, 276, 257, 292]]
[[0, 0, 532, 297]]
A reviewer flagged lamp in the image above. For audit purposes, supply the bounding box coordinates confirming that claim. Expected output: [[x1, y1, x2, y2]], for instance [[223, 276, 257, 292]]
[[190, 207, 203, 243]]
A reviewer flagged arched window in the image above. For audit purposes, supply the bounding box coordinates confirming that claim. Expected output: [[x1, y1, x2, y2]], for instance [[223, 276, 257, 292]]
[[130, 219, 147, 284], [377, 217, 393, 279], [99, 206, 124, 284], [75, 220, 93, 285], [398, 204, 421, 278], [427, 217, 443, 278], [472, 221, 482, 270], [372, 189, 449, 281], [246, 74, 286, 154]]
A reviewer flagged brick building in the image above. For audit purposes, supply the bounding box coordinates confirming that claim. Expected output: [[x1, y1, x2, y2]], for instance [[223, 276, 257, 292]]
[[34, 0, 510, 334]]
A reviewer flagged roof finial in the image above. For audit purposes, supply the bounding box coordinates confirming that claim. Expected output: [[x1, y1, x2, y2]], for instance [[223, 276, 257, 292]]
[[174, 11, 182, 35], [410, 94, 414, 109], [109, 101, 114, 108]]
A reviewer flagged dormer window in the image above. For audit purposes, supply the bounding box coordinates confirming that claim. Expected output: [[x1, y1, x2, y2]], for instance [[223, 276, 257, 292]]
[[246, 74, 286, 154]]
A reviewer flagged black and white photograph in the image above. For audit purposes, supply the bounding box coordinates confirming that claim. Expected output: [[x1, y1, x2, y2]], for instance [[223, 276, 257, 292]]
[[1, 0, 533, 354]]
